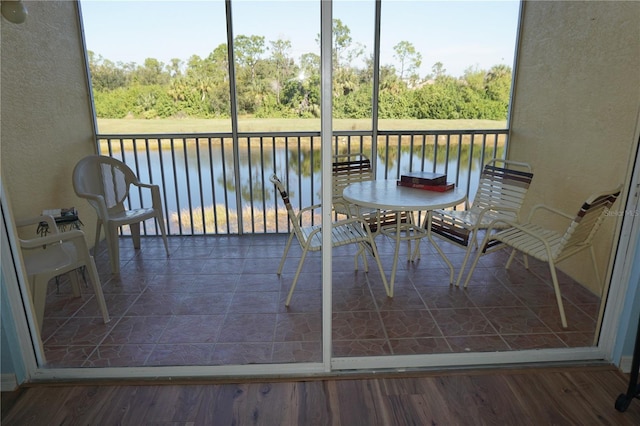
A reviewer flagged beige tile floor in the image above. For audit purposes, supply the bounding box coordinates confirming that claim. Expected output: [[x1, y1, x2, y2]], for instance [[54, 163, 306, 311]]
[[38, 233, 600, 368]]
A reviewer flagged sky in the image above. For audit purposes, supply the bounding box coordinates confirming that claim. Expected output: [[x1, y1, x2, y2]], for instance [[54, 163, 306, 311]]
[[80, 0, 520, 78]]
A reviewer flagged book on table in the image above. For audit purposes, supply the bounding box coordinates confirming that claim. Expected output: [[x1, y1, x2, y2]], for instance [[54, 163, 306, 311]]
[[399, 171, 447, 186], [396, 180, 455, 192]]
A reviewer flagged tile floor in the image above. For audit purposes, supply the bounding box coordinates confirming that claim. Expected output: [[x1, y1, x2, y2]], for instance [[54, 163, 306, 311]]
[[38, 232, 601, 368]]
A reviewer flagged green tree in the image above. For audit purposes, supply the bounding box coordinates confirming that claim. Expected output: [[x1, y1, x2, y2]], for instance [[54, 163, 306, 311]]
[[462, 65, 485, 93], [167, 58, 183, 78], [234, 35, 266, 88], [133, 58, 170, 86], [318, 19, 366, 111], [430, 62, 447, 81], [233, 35, 267, 114], [393, 41, 422, 86], [87, 51, 129, 91], [88, 31, 512, 121], [485, 64, 512, 104], [268, 39, 295, 105], [280, 53, 320, 117]]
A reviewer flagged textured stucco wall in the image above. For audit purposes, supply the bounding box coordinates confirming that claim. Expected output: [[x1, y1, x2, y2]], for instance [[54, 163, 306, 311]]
[[509, 1, 640, 293], [1, 1, 98, 240]]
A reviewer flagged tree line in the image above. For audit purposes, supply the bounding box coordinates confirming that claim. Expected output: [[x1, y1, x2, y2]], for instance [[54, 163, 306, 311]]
[[88, 19, 511, 121]]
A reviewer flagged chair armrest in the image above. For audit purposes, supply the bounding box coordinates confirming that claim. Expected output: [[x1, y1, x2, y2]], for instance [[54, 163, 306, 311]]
[[133, 182, 157, 190], [527, 204, 573, 222], [333, 215, 381, 236], [332, 200, 351, 213], [331, 200, 370, 219], [334, 216, 367, 227], [487, 221, 556, 255], [75, 190, 110, 218], [19, 229, 86, 249], [15, 215, 59, 233], [475, 205, 521, 222], [132, 181, 164, 210], [478, 218, 555, 257], [293, 203, 323, 225], [298, 203, 323, 214]]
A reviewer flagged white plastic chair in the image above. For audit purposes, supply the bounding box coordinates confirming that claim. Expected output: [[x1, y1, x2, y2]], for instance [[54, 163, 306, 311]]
[[430, 159, 533, 286], [16, 215, 110, 332], [72, 155, 169, 274], [270, 174, 390, 306], [463, 185, 623, 328]]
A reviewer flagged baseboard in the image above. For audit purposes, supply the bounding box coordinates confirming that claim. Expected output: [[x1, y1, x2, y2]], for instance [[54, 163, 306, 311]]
[[1, 373, 18, 392], [620, 356, 633, 373]]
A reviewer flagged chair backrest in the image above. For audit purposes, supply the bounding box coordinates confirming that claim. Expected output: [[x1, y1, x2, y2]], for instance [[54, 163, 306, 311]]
[[471, 159, 534, 221], [554, 186, 622, 258], [332, 153, 373, 214], [73, 155, 138, 215], [270, 174, 305, 241]]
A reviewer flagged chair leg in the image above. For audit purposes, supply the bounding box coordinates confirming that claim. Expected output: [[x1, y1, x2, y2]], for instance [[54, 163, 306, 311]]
[[504, 248, 530, 271], [69, 271, 82, 297], [105, 224, 120, 274], [408, 213, 419, 261], [411, 239, 420, 262], [277, 232, 296, 275], [389, 225, 403, 296], [505, 248, 518, 269], [407, 239, 415, 261], [368, 239, 391, 297], [455, 244, 474, 287], [285, 246, 310, 306], [86, 256, 110, 324], [93, 220, 102, 254], [155, 213, 170, 257], [593, 245, 606, 345], [589, 246, 602, 289], [462, 232, 491, 288], [455, 230, 477, 287], [30, 276, 49, 332], [355, 244, 369, 272], [130, 222, 142, 249], [548, 258, 568, 328]]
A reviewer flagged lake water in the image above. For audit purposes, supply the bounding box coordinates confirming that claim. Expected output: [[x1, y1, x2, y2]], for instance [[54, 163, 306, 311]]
[[103, 138, 504, 234]]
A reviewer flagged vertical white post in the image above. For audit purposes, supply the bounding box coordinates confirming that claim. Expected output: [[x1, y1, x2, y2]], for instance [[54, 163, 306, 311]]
[[320, 0, 333, 372]]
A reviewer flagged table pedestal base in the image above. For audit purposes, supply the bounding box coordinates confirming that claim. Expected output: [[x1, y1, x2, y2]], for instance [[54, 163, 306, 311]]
[[380, 212, 455, 296]]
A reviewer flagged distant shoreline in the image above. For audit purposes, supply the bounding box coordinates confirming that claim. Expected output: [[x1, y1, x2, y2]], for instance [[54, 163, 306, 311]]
[[96, 118, 507, 135]]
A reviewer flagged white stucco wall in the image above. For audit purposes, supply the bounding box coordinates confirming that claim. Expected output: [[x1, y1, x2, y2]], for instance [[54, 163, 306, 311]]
[[1, 1, 98, 240], [508, 1, 640, 294]]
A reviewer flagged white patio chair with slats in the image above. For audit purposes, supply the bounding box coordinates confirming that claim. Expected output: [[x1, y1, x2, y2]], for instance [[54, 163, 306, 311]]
[[270, 173, 390, 306], [430, 159, 533, 286], [332, 153, 374, 217], [463, 185, 622, 328], [332, 152, 408, 235]]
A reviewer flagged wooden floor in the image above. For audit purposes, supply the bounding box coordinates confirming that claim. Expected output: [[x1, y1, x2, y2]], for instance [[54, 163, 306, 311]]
[[2, 365, 640, 425]]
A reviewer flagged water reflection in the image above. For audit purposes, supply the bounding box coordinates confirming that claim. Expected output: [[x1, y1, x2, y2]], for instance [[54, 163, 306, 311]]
[[104, 134, 505, 234]]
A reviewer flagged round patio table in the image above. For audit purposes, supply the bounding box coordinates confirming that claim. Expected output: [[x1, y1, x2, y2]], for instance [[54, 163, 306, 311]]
[[343, 179, 466, 295]]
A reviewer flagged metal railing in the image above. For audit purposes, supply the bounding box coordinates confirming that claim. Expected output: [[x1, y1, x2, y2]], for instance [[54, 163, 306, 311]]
[[97, 128, 508, 236]]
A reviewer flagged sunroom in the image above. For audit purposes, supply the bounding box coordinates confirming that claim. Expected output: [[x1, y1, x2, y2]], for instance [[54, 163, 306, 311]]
[[1, 0, 639, 386]]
